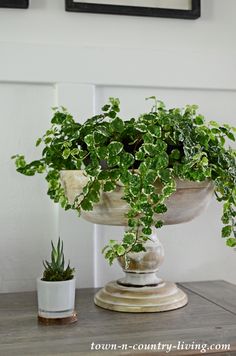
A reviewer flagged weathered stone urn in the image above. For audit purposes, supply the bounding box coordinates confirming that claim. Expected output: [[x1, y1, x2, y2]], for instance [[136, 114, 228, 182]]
[[60, 170, 214, 313]]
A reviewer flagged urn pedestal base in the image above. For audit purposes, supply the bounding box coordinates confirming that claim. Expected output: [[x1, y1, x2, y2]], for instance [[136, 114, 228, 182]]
[[60, 171, 213, 314], [94, 281, 188, 313]]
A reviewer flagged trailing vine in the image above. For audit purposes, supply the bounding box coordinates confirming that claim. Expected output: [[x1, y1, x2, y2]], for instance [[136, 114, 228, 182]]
[[12, 98, 236, 264]]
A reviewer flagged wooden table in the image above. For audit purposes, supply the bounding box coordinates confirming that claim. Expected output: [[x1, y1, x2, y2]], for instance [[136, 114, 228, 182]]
[[0, 280, 236, 355]]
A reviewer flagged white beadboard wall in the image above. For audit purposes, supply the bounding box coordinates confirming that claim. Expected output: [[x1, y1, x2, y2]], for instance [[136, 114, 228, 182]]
[[0, 0, 235, 292]]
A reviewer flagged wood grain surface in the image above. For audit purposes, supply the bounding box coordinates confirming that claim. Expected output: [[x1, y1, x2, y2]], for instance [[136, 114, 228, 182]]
[[0, 281, 235, 355]]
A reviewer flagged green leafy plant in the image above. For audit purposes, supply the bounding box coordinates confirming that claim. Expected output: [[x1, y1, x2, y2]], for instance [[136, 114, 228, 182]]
[[42, 238, 75, 281], [12, 97, 236, 265]]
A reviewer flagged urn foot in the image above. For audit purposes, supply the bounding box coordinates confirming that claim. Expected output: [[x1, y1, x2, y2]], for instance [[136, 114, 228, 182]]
[[94, 281, 188, 313]]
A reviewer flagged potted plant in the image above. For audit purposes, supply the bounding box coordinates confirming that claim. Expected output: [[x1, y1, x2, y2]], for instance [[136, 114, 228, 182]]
[[12, 97, 236, 312], [37, 238, 77, 324]]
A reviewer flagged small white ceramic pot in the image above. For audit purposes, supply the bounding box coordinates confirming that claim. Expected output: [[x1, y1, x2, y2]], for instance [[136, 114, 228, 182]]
[[37, 278, 75, 319]]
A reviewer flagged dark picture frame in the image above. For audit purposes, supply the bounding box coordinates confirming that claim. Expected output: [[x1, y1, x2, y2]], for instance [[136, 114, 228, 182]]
[[65, 0, 200, 20], [0, 0, 29, 8]]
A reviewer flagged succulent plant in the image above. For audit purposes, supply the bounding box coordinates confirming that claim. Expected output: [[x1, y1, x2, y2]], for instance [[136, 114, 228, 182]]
[[42, 238, 75, 281]]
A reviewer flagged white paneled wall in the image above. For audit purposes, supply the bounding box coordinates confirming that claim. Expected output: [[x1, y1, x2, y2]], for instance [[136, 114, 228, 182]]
[[0, 0, 236, 292], [0, 0, 235, 54], [0, 83, 57, 292]]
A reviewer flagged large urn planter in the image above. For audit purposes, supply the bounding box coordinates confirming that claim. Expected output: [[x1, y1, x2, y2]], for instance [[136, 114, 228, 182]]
[[61, 170, 214, 313]]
